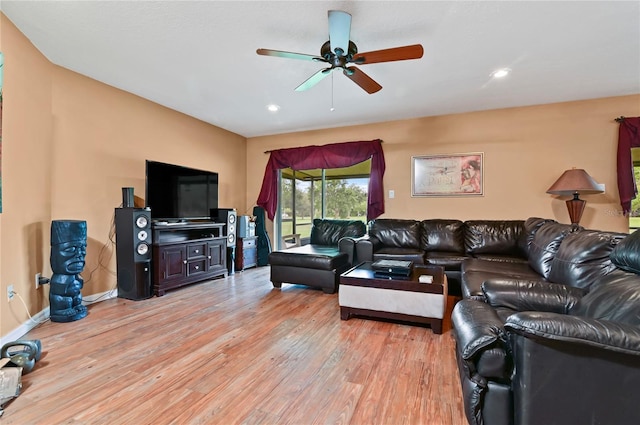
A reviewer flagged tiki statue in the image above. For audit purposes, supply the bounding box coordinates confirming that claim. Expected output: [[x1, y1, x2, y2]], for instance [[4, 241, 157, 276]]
[[49, 220, 88, 322]]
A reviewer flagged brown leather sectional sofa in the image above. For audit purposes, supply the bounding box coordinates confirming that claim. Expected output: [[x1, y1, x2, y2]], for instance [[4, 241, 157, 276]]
[[355, 217, 640, 424]]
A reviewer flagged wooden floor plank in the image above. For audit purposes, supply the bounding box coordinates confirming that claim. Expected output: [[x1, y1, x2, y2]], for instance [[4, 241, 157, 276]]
[[1, 266, 466, 425]]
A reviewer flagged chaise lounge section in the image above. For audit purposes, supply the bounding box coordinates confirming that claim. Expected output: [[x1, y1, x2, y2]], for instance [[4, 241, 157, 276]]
[[269, 219, 366, 294]]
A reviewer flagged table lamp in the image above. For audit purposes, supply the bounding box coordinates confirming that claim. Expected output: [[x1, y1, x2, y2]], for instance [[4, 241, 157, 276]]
[[546, 168, 604, 225]]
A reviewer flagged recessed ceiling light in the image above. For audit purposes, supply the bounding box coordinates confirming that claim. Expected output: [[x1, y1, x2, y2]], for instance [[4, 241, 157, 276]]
[[266, 104, 280, 112], [491, 68, 511, 79]]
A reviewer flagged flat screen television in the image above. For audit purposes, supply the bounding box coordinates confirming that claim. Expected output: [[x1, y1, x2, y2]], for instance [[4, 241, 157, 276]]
[[145, 160, 219, 222]]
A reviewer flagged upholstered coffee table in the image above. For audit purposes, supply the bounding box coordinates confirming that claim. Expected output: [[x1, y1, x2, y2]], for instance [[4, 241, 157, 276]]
[[339, 262, 448, 334]]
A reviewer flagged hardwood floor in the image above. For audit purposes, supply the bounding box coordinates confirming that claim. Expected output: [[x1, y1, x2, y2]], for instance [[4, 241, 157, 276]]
[[2, 266, 466, 425]]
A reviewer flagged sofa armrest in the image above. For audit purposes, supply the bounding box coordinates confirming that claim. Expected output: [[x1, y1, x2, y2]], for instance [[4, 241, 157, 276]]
[[452, 300, 508, 360], [506, 311, 640, 425], [482, 278, 586, 314], [505, 311, 640, 355], [354, 236, 382, 263], [338, 235, 368, 266]]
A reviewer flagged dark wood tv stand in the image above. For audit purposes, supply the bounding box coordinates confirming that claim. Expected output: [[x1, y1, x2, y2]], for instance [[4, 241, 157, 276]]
[[152, 222, 227, 296]]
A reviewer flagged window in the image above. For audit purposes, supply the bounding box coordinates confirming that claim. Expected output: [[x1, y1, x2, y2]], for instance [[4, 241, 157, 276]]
[[276, 160, 370, 247], [279, 170, 314, 242]]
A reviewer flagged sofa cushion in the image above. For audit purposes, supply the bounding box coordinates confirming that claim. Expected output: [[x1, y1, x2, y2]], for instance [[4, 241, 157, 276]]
[[548, 229, 626, 289], [610, 230, 640, 275], [370, 218, 421, 249], [424, 251, 469, 271], [463, 258, 541, 277], [372, 247, 425, 265], [527, 222, 575, 279], [268, 245, 349, 271], [464, 220, 526, 257], [420, 219, 465, 253], [461, 258, 543, 299], [472, 254, 528, 264], [310, 219, 366, 246], [570, 270, 640, 326], [521, 217, 555, 254]]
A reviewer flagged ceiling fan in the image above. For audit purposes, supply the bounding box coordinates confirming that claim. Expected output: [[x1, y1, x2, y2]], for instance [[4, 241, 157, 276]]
[[256, 10, 424, 94]]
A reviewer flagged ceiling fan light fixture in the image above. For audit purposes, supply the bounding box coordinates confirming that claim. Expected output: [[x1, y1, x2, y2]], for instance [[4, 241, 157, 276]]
[[257, 10, 423, 94], [266, 104, 280, 112], [491, 68, 511, 79]]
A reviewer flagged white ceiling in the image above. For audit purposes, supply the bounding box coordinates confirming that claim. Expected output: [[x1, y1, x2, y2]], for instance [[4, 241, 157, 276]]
[[1, 1, 639, 138]]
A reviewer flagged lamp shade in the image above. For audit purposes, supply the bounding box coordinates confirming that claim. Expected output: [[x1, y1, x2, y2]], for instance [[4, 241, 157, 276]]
[[546, 168, 605, 195]]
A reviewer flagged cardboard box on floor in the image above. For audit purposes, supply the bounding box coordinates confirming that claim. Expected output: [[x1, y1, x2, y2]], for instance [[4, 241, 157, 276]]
[[0, 357, 23, 417]]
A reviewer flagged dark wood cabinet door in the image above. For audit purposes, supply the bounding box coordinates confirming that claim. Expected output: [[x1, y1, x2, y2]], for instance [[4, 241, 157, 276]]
[[207, 239, 227, 274], [160, 245, 187, 281]]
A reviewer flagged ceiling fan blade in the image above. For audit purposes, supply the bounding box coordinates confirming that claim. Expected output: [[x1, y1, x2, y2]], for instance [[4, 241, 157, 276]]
[[328, 10, 351, 56], [257, 48, 324, 62], [295, 68, 333, 92], [352, 44, 424, 64], [343, 67, 382, 94]]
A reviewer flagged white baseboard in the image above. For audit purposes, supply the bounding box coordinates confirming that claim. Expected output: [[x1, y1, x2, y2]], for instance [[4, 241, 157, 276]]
[[82, 288, 118, 305], [0, 307, 50, 346], [0, 289, 117, 345]]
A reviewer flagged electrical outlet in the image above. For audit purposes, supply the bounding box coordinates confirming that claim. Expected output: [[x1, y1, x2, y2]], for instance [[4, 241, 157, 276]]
[[35, 273, 41, 289], [7, 285, 14, 302]]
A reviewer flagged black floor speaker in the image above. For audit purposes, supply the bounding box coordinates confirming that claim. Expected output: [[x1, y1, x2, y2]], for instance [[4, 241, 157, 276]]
[[115, 208, 153, 300], [211, 208, 237, 247]]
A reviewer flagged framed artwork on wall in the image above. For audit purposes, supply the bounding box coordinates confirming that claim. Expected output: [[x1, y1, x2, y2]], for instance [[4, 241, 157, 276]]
[[411, 153, 484, 197]]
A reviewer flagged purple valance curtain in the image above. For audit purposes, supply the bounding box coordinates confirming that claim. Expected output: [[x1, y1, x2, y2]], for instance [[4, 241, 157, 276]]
[[257, 139, 385, 222], [617, 117, 640, 214]]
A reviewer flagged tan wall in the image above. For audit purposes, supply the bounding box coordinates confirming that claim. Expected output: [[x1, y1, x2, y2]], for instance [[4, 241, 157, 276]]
[[1, 15, 54, 339], [0, 15, 247, 338], [247, 95, 640, 239]]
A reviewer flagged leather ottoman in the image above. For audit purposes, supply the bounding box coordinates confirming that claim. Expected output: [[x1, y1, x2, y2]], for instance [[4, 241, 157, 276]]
[[269, 245, 350, 294]]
